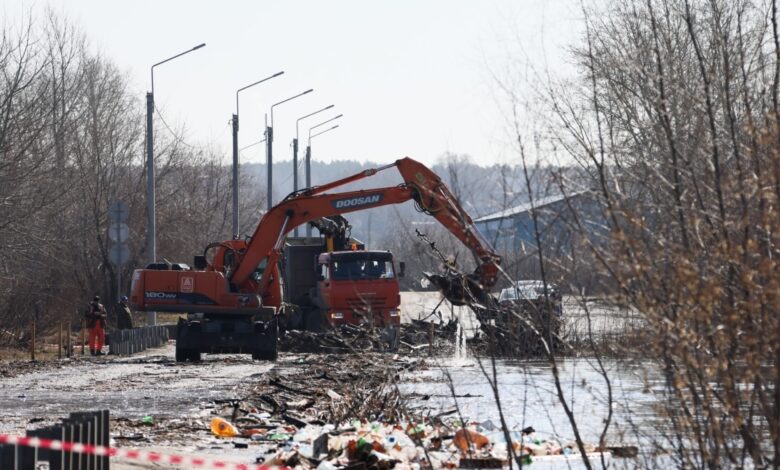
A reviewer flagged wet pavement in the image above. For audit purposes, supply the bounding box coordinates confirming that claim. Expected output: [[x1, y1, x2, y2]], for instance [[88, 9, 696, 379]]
[[0, 343, 273, 435]]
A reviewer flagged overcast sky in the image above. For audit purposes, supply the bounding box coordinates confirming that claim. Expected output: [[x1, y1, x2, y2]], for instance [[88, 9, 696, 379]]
[[5, 0, 583, 166]]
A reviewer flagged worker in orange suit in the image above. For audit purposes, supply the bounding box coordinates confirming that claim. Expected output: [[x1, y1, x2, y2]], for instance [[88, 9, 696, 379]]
[[85, 295, 107, 356]]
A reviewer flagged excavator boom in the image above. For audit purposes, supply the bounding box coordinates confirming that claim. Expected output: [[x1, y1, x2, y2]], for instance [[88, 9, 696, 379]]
[[230, 157, 500, 304]]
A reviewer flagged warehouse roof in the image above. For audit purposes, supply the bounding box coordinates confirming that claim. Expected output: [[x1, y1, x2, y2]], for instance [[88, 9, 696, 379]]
[[474, 190, 589, 223]]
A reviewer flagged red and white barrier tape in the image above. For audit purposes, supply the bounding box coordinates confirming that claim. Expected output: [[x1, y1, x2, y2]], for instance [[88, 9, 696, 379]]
[[0, 434, 287, 470]]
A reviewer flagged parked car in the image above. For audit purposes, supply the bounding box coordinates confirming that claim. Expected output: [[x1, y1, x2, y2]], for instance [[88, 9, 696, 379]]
[[494, 280, 563, 351], [498, 280, 563, 316]]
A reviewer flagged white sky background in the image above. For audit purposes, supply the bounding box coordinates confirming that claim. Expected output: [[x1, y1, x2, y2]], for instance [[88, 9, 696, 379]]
[[4, 0, 584, 167]]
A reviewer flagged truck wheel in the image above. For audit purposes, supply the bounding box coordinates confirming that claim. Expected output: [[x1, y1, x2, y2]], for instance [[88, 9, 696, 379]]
[[189, 350, 202, 362]]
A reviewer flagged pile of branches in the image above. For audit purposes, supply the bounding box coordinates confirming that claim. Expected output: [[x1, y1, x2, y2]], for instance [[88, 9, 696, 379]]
[[278, 324, 394, 354], [467, 303, 563, 358], [248, 353, 420, 424], [279, 320, 458, 356]]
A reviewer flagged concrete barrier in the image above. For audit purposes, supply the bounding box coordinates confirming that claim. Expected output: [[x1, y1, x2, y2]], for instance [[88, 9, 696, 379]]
[[108, 326, 169, 356]]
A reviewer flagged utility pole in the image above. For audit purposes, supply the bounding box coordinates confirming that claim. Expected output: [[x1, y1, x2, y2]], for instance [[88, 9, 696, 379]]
[[293, 104, 334, 236], [146, 43, 205, 326], [305, 144, 312, 237], [304, 114, 343, 236], [292, 136, 298, 195], [146, 92, 155, 267], [265, 117, 273, 211], [232, 71, 284, 237], [231, 114, 239, 237], [266, 89, 314, 210]]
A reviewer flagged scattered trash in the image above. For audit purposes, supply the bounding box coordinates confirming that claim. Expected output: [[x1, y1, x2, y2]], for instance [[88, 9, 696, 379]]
[[453, 429, 490, 453], [140, 415, 153, 426], [196, 412, 612, 469], [130, 354, 614, 469], [100, 352, 629, 469], [210, 417, 239, 438]]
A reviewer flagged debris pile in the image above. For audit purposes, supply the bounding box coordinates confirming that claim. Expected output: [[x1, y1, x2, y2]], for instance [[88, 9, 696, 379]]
[[104, 352, 632, 467], [204, 414, 613, 469], [398, 320, 458, 355], [248, 353, 417, 424], [280, 320, 458, 356], [207, 354, 616, 468], [466, 302, 564, 358]]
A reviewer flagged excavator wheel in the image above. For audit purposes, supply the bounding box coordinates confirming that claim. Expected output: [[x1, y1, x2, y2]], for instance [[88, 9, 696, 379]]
[[251, 349, 277, 361], [175, 346, 201, 363]]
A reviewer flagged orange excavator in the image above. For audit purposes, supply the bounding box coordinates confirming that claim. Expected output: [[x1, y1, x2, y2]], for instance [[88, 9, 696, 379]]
[[130, 157, 501, 361]]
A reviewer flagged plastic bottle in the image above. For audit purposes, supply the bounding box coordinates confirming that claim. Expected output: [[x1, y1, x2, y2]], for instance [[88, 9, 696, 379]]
[[383, 435, 398, 449]]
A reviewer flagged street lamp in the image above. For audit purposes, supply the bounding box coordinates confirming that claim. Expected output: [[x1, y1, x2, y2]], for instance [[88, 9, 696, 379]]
[[266, 89, 314, 210], [232, 71, 284, 239], [305, 115, 343, 236], [311, 124, 339, 139], [146, 42, 205, 326], [292, 104, 334, 236]]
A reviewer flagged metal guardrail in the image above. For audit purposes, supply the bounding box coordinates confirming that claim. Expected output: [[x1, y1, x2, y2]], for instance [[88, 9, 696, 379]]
[[109, 326, 169, 356], [0, 410, 109, 470]]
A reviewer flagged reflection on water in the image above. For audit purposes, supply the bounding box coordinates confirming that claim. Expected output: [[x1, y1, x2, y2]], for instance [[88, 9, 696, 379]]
[[399, 356, 663, 448]]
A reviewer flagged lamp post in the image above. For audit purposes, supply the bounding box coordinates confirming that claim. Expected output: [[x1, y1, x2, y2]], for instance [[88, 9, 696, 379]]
[[292, 104, 334, 236], [232, 71, 284, 239], [146, 42, 205, 326], [305, 116, 342, 236], [266, 89, 313, 210]]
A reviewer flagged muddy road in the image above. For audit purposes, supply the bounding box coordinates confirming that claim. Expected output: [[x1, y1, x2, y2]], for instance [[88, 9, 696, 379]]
[[0, 344, 273, 427]]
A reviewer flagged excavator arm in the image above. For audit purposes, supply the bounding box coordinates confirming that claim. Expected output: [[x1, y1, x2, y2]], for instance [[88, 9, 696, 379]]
[[230, 157, 500, 304]]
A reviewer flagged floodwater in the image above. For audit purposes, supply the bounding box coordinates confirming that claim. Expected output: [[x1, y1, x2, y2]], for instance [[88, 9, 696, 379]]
[[397, 353, 673, 469], [400, 292, 667, 467], [400, 355, 661, 445]]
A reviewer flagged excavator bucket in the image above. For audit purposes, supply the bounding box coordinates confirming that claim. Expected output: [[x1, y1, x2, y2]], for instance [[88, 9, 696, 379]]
[[424, 271, 488, 307]]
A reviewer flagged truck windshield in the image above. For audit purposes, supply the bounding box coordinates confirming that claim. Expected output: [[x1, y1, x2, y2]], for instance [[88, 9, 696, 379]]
[[331, 253, 394, 281]]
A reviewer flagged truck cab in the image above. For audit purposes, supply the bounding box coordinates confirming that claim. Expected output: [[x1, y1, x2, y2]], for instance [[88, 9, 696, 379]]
[[315, 250, 401, 327], [281, 237, 402, 331]]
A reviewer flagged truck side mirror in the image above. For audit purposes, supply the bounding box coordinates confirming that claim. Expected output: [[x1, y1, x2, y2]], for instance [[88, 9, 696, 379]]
[[398, 261, 406, 278]]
